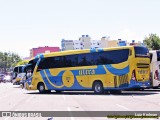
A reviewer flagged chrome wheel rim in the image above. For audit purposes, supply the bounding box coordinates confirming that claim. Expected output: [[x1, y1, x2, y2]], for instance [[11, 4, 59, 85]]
[[95, 84, 101, 92], [40, 85, 44, 91]]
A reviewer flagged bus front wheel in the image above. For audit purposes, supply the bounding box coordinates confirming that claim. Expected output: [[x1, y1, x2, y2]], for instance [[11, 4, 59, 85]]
[[93, 81, 104, 94], [38, 83, 45, 93]]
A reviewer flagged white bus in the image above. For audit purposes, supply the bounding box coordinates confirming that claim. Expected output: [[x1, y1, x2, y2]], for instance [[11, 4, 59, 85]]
[[12, 65, 26, 85], [149, 50, 160, 88]]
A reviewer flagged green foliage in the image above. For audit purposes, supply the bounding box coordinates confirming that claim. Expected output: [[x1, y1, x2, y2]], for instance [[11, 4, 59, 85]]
[[0, 51, 22, 72], [144, 33, 160, 50]]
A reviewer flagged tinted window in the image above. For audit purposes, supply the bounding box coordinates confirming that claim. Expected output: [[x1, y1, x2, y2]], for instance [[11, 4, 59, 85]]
[[28, 59, 38, 72], [37, 49, 129, 70], [134, 46, 149, 57], [13, 66, 23, 73], [18, 66, 23, 73], [13, 67, 18, 72], [37, 58, 51, 70], [53, 57, 64, 68], [94, 52, 114, 65], [157, 51, 160, 61], [64, 55, 78, 67], [38, 56, 64, 70], [78, 53, 94, 66], [94, 49, 129, 64]]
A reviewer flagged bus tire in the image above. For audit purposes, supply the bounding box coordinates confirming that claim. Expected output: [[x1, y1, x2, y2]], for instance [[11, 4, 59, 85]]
[[93, 81, 104, 94], [38, 83, 45, 93]]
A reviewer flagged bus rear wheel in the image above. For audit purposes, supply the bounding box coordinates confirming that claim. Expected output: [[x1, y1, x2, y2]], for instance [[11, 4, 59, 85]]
[[38, 83, 46, 93], [93, 81, 104, 94]]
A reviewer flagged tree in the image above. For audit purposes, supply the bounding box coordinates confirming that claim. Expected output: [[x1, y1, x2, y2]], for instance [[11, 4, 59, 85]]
[[0, 51, 22, 72], [144, 33, 160, 50]]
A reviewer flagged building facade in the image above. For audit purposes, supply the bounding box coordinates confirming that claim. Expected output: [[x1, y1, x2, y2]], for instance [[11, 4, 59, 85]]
[[129, 40, 143, 46], [61, 39, 74, 51], [30, 46, 60, 58], [61, 35, 118, 51]]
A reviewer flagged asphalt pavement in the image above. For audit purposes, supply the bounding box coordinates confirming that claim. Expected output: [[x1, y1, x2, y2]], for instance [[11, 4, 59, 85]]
[[0, 83, 160, 120]]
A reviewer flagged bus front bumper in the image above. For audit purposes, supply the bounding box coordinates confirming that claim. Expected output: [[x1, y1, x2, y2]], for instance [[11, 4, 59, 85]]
[[24, 83, 34, 90], [129, 79, 151, 89]]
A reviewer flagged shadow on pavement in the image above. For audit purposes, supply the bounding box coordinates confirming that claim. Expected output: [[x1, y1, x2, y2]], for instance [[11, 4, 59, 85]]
[[143, 89, 160, 92], [26, 90, 159, 96]]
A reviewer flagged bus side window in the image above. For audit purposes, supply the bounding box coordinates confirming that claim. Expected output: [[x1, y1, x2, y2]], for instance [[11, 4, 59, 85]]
[[65, 55, 78, 67], [78, 53, 94, 66]]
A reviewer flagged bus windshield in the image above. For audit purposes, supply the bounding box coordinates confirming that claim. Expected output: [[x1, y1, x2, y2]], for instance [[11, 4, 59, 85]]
[[28, 59, 39, 73], [134, 46, 149, 57], [13, 66, 24, 73]]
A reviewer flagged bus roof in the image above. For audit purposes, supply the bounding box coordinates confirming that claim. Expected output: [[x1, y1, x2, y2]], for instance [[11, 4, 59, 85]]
[[42, 46, 134, 58]]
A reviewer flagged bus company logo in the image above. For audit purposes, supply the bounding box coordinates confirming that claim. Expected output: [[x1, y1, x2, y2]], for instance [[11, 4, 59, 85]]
[[2, 112, 11, 117], [79, 69, 95, 75]]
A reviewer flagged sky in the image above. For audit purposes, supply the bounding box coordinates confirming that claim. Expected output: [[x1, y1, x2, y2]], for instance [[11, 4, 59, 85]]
[[0, 0, 160, 58]]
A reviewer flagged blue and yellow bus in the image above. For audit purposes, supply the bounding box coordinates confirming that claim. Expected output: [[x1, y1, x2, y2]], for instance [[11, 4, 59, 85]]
[[25, 46, 150, 94]]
